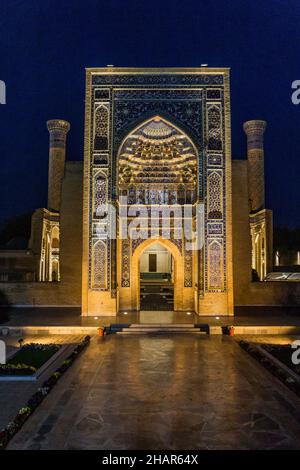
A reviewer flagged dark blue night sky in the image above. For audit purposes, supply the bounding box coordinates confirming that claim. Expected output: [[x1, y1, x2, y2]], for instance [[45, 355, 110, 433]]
[[0, 0, 299, 228]]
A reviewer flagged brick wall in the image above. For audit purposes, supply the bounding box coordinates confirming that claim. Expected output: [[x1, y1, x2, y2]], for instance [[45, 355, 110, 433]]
[[232, 160, 300, 307]]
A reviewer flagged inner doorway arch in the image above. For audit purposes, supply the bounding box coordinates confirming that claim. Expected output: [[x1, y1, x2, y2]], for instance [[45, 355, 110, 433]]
[[117, 115, 198, 313], [131, 238, 184, 311]]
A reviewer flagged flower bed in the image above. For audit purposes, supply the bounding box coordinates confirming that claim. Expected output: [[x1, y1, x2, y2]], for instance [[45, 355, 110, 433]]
[[239, 340, 300, 397], [0, 343, 61, 376], [0, 335, 91, 449]]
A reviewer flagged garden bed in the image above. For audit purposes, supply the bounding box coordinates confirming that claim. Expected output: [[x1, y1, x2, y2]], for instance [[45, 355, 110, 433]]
[[0, 343, 61, 376], [0, 335, 91, 449]]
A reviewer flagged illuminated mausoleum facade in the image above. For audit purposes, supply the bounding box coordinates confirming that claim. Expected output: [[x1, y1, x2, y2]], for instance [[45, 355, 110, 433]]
[[3, 67, 298, 316], [82, 68, 234, 316]]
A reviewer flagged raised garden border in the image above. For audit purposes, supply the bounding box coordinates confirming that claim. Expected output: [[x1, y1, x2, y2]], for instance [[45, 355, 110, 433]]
[[239, 340, 300, 398], [0, 344, 69, 382], [0, 335, 91, 450]]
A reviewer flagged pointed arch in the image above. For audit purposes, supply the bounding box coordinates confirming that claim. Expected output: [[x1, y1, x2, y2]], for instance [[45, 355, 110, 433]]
[[94, 104, 109, 150]]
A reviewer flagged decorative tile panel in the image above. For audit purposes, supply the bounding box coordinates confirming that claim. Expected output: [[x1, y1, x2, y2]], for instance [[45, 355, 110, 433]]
[[207, 171, 223, 219], [86, 70, 229, 302], [184, 243, 193, 287], [93, 172, 107, 218], [207, 154, 223, 167]]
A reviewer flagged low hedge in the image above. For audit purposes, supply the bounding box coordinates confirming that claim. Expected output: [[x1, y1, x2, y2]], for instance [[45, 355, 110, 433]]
[[0, 335, 91, 450]]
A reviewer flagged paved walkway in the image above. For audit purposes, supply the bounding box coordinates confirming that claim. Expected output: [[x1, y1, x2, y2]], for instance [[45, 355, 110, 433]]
[[8, 335, 300, 450]]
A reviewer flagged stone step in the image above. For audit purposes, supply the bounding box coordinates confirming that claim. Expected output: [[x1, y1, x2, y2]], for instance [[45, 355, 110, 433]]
[[117, 329, 206, 335], [129, 323, 195, 328]]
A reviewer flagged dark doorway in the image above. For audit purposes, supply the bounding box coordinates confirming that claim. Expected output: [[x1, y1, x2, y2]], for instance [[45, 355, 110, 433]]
[[139, 243, 174, 311]]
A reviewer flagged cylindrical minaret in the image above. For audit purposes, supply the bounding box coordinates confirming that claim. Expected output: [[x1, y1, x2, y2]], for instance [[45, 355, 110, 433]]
[[47, 119, 70, 212], [243, 120, 267, 213]]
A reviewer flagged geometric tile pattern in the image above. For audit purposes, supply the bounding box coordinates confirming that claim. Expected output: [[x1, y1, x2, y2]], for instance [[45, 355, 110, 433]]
[[87, 71, 228, 299], [9, 336, 300, 450]]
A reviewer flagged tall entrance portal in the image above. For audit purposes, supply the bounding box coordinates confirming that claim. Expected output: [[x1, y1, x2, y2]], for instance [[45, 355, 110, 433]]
[[82, 67, 234, 317]]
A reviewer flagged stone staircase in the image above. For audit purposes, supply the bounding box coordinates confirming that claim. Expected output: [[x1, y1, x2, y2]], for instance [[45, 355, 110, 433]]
[[115, 323, 208, 335]]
